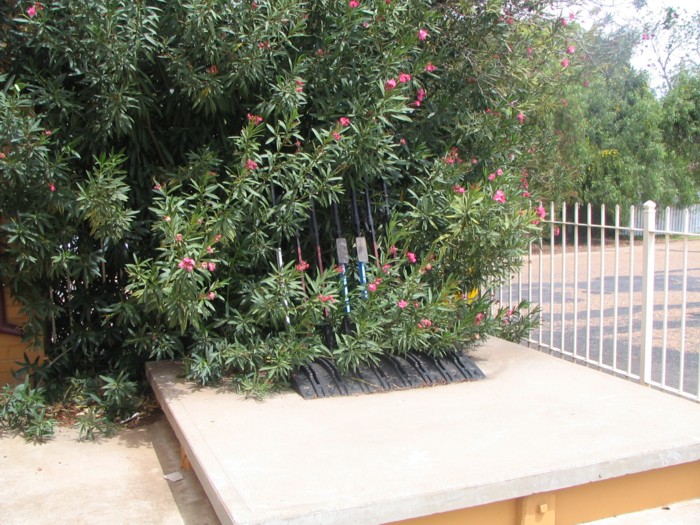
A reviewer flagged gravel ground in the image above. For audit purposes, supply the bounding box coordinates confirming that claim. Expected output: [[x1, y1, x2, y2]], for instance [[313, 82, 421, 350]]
[[499, 238, 700, 398]]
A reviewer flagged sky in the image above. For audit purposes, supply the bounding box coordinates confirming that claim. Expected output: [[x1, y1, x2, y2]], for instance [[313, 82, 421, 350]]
[[587, 0, 700, 91]]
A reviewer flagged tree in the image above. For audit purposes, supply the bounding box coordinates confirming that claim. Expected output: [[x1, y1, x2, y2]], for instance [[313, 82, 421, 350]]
[[550, 24, 698, 209], [661, 69, 700, 192], [1, 0, 580, 394]]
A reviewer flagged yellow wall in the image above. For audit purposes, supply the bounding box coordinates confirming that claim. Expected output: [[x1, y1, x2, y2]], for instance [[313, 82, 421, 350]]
[[0, 287, 44, 385], [392, 460, 700, 525]]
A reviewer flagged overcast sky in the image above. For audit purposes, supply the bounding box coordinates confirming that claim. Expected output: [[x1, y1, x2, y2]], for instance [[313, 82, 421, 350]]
[[583, 0, 699, 91]]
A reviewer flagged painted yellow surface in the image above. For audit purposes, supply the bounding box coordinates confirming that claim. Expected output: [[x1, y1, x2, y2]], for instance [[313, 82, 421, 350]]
[[391, 499, 517, 525], [1, 288, 44, 385], [391, 460, 700, 525], [4, 286, 24, 326]]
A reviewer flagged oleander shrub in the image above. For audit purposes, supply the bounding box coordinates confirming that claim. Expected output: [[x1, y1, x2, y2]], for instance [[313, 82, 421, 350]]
[[1, 0, 580, 396]]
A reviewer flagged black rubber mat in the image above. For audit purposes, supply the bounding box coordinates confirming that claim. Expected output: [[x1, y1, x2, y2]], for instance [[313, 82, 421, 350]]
[[290, 351, 485, 399]]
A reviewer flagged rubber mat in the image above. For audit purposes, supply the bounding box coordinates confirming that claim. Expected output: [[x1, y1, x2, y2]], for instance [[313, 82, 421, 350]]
[[290, 351, 485, 399]]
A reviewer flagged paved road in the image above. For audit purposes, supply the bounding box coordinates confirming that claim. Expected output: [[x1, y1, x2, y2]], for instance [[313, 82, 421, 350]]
[[499, 238, 700, 398]]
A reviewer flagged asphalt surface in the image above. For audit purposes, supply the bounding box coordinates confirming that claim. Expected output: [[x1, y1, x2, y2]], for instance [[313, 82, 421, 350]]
[[500, 238, 700, 398]]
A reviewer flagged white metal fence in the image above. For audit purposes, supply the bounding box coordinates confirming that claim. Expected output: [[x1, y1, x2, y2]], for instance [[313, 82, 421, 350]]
[[496, 201, 700, 401]]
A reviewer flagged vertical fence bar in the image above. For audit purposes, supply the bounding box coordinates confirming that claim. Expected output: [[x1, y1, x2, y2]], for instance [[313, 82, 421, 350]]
[[640, 201, 656, 385], [585, 203, 592, 362], [527, 240, 533, 345], [627, 205, 636, 376], [612, 205, 620, 371], [678, 210, 690, 393], [538, 232, 544, 348], [598, 204, 606, 366], [573, 203, 579, 358], [549, 203, 556, 351], [560, 202, 567, 354], [661, 207, 671, 388]]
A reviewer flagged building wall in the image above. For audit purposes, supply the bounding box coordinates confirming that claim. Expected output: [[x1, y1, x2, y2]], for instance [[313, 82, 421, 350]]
[[0, 287, 44, 385]]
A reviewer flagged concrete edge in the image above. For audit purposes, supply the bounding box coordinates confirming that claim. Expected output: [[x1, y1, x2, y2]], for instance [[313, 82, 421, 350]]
[[146, 345, 700, 525], [146, 361, 249, 525]]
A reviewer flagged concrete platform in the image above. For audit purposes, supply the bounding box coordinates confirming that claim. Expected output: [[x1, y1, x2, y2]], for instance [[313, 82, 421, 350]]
[[146, 338, 700, 525]]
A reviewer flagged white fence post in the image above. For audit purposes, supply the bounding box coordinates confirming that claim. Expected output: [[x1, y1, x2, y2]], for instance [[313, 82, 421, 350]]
[[640, 201, 656, 384]]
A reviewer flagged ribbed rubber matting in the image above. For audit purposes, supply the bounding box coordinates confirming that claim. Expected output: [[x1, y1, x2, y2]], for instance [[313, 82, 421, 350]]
[[290, 351, 485, 399]]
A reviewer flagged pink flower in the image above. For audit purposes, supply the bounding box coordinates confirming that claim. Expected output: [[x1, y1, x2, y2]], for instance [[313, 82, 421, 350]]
[[560, 18, 567, 26], [175, 234, 183, 242], [398, 73, 412, 83], [207, 246, 214, 254], [397, 300, 408, 309], [43, 129, 52, 136], [416, 88, 426, 102], [384, 78, 397, 91], [475, 312, 484, 325], [471, 157, 478, 165], [245, 159, 258, 170], [382, 263, 391, 273], [554, 226, 561, 236], [178, 257, 196, 272], [493, 190, 506, 203], [247, 113, 263, 125], [536, 206, 546, 219], [389, 245, 398, 256], [418, 29, 428, 41], [561, 58, 569, 68], [49, 183, 56, 192], [164, 215, 171, 222], [583, 79, 590, 88], [569, 12, 575, 20], [567, 45, 576, 55], [153, 183, 162, 190], [318, 294, 336, 303], [406, 252, 417, 263], [339, 117, 351, 127], [425, 62, 437, 72], [27, 5, 36, 17], [488, 173, 496, 181], [333, 131, 341, 141], [207, 65, 218, 75], [296, 260, 310, 272], [0, 152, 5, 159], [368, 282, 377, 292], [517, 113, 525, 124], [213, 234, 222, 243], [496, 168, 503, 176], [399, 138, 406, 145], [523, 191, 531, 198], [642, 33, 650, 41], [207, 262, 217, 272], [453, 185, 466, 194], [527, 47, 533, 57], [349, 0, 359, 7], [417, 318, 432, 329], [295, 80, 304, 93], [208, 291, 216, 300]]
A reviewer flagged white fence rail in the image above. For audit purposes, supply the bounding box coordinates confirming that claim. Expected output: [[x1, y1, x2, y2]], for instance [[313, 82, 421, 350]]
[[496, 201, 700, 401]]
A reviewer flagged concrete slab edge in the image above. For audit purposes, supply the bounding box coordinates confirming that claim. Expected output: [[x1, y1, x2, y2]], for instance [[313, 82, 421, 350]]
[[147, 362, 246, 525], [146, 359, 700, 525]]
